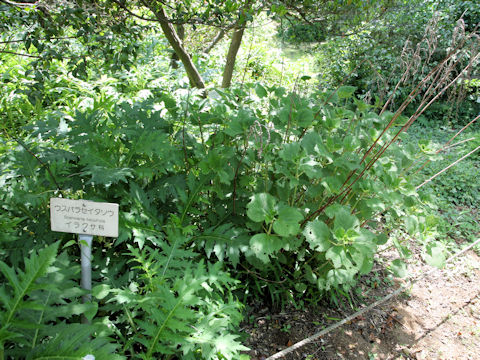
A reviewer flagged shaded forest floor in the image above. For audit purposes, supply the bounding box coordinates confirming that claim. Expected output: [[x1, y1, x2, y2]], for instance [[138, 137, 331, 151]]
[[243, 242, 480, 360]]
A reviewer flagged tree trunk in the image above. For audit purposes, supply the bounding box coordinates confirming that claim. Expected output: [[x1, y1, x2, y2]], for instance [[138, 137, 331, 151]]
[[170, 24, 185, 69], [221, 26, 245, 88], [148, 5, 205, 89]]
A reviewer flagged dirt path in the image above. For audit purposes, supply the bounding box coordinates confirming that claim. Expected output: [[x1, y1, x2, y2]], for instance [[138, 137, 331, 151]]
[[244, 249, 480, 360]]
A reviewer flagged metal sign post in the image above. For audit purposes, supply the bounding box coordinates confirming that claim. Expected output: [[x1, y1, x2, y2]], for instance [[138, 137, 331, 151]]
[[79, 234, 94, 303], [50, 198, 119, 323]]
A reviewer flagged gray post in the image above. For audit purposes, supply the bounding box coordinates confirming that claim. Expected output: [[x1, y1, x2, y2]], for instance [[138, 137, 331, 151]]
[[79, 234, 93, 304]]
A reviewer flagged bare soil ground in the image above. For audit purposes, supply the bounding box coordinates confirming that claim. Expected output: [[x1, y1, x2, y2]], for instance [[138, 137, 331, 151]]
[[243, 247, 480, 360]]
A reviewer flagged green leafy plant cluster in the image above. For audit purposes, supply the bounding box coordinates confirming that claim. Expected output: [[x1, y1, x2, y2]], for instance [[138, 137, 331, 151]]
[[0, 90, 248, 358], [1, 36, 444, 358]]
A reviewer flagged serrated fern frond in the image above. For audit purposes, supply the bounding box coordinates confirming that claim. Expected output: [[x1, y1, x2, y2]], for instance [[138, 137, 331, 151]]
[[0, 241, 59, 327], [26, 324, 122, 360]]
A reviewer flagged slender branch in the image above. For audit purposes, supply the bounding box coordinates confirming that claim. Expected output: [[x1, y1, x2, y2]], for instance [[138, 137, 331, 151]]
[[203, 28, 227, 54], [442, 137, 475, 150], [110, 0, 159, 22], [416, 144, 480, 190], [412, 114, 480, 174], [0, 0, 39, 7], [0, 36, 78, 44], [0, 49, 41, 58], [232, 143, 248, 215]]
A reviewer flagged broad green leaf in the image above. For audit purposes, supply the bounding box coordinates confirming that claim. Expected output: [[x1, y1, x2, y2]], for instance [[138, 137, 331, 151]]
[[246, 193, 277, 223], [301, 132, 332, 161], [405, 215, 419, 235], [297, 107, 314, 127], [337, 86, 357, 99], [279, 142, 302, 161], [303, 220, 331, 252], [350, 243, 375, 274], [255, 84, 268, 98], [327, 268, 353, 287], [321, 176, 342, 194], [376, 233, 388, 245], [249, 233, 282, 263], [390, 259, 408, 278], [423, 242, 446, 269], [62, 240, 76, 249], [294, 282, 307, 293], [333, 207, 359, 232], [300, 157, 322, 179], [92, 284, 111, 300], [273, 206, 303, 237], [359, 256, 373, 274], [326, 246, 348, 269], [84, 302, 98, 321]]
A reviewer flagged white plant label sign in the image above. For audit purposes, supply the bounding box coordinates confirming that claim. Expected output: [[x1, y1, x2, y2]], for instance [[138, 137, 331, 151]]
[[50, 198, 119, 237]]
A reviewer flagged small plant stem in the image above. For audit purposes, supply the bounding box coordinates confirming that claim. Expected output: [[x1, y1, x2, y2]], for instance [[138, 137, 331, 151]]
[[290, 159, 301, 206], [0, 49, 42, 58], [232, 138, 249, 215], [182, 91, 191, 170], [340, 188, 353, 205], [284, 94, 295, 144], [32, 291, 52, 349], [239, 263, 286, 284], [350, 193, 364, 213], [267, 221, 273, 235], [442, 137, 475, 151], [416, 144, 480, 190], [263, 161, 270, 192], [197, 113, 205, 148]]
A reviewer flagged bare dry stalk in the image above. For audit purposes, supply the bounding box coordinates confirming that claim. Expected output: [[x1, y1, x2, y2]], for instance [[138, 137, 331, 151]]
[[443, 137, 476, 150], [305, 49, 477, 224], [412, 114, 480, 174], [416, 144, 480, 190], [362, 45, 478, 172], [302, 16, 478, 226]]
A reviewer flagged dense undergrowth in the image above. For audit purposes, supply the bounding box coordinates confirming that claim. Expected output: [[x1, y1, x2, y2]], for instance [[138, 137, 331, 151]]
[[1, 2, 479, 359], [407, 123, 480, 250]]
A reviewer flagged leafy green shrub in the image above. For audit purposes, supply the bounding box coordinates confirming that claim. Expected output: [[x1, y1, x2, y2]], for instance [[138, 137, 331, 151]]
[[0, 93, 247, 358], [277, 21, 327, 44], [2, 71, 443, 356]]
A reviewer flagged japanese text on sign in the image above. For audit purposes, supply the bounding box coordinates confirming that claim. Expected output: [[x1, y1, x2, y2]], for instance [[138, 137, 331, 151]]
[[50, 198, 119, 237]]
